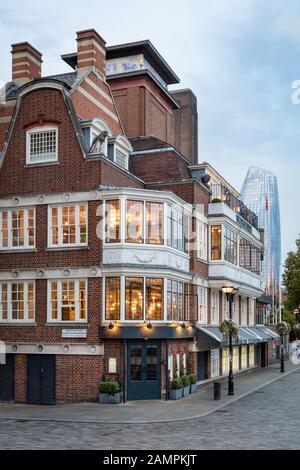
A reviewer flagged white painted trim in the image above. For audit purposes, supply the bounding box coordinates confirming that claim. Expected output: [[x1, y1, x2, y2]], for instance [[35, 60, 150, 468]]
[[0, 207, 36, 250], [5, 343, 104, 356], [0, 267, 101, 281], [47, 202, 88, 248], [0, 191, 102, 208], [26, 126, 58, 165], [0, 280, 35, 323], [47, 279, 88, 323]]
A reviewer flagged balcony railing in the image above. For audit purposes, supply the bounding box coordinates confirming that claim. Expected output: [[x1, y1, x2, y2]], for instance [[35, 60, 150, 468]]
[[211, 184, 259, 229]]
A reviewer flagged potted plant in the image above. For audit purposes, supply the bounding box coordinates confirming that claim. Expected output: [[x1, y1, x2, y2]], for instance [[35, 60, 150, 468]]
[[181, 375, 190, 397], [219, 319, 239, 338], [211, 198, 222, 203], [99, 380, 121, 404], [188, 373, 197, 394], [168, 377, 183, 400]]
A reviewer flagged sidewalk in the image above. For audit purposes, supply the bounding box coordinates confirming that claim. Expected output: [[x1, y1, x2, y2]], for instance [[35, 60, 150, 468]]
[[0, 362, 298, 424]]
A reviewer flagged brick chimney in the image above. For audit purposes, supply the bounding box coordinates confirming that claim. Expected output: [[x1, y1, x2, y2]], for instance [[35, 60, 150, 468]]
[[76, 29, 106, 77], [11, 42, 42, 86]]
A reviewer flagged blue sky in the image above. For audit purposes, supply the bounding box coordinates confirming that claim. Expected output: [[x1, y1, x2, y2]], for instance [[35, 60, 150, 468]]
[[0, 0, 299, 264]]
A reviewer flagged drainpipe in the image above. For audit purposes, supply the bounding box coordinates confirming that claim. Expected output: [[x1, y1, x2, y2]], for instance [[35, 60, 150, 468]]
[[165, 339, 169, 401]]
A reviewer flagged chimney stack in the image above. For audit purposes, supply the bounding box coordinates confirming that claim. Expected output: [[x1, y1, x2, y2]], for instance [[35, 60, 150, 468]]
[[76, 29, 106, 77], [11, 42, 42, 86]]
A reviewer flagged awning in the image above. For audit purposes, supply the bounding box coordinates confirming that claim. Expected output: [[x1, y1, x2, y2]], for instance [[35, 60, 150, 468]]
[[196, 325, 277, 350]]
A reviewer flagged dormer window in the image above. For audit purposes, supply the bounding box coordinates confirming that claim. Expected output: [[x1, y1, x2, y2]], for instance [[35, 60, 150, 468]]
[[26, 126, 58, 164], [107, 135, 132, 171], [81, 118, 111, 156]]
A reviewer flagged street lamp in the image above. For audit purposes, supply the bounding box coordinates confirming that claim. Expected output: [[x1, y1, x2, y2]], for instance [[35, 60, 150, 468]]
[[222, 285, 239, 396]]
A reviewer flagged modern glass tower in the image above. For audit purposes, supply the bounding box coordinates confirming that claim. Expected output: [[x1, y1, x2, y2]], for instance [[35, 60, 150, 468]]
[[241, 167, 281, 297]]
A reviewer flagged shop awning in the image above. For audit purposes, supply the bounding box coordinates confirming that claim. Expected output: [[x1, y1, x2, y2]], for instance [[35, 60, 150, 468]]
[[196, 325, 277, 350]]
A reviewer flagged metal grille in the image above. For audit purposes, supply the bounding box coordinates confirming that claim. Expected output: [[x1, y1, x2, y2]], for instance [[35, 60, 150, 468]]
[[29, 129, 57, 162]]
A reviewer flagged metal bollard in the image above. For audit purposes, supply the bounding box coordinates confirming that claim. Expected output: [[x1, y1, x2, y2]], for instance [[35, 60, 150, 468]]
[[213, 381, 221, 400]]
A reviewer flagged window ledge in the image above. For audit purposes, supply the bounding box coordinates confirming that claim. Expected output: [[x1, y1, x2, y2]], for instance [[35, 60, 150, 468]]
[[0, 248, 38, 254], [0, 322, 36, 326], [46, 245, 90, 252], [46, 322, 88, 326], [196, 257, 209, 264], [25, 162, 59, 168]]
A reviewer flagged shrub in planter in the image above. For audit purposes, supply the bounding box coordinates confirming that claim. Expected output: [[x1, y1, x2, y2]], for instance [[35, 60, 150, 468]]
[[168, 377, 183, 400], [181, 375, 190, 397], [188, 373, 197, 394], [99, 381, 121, 404], [211, 198, 222, 203], [219, 319, 239, 338]]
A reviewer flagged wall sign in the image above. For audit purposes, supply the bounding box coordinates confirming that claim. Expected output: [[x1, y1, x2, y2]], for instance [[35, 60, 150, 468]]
[[61, 329, 87, 339]]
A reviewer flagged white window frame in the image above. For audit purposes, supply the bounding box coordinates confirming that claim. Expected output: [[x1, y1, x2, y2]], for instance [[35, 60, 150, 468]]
[[249, 298, 255, 326], [198, 286, 208, 324], [211, 289, 219, 324], [0, 207, 36, 250], [26, 126, 58, 165], [241, 297, 248, 325], [48, 203, 88, 248], [168, 354, 174, 380], [197, 220, 208, 261], [47, 279, 87, 323], [241, 345, 248, 369], [0, 281, 35, 323], [211, 349, 220, 378]]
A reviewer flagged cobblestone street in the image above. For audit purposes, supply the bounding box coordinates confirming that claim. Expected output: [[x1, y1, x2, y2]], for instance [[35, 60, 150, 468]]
[[0, 368, 299, 450]]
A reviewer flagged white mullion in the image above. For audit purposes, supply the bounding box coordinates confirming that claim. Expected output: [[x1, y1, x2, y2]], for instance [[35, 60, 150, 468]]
[[143, 277, 146, 321], [24, 209, 29, 249], [8, 210, 12, 249], [120, 197, 126, 243], [58, 280, 62, 322], [47, 280, 51, 321], [8, 282, 12, 322], [24, 281, 28, 321], [163, 277, 167, 322], [75, 280, 79, 322], [120, 276, 125, 321], [75, 204, 80, 245], [58, 206, 62, 246], [144, 201, 147, 245]]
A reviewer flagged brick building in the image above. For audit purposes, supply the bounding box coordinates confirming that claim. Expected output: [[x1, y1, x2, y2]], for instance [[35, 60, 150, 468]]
[[0, 29, 279, 404]]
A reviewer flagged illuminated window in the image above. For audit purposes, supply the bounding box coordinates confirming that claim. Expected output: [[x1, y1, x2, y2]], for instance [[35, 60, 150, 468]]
[[26, 126, 58, 164], [125, 277, 143, 320], [49, 204, 87, 247], [105, 200, 120, 243], [49, 279, 87, 322], [249, 344, 255, 367], [233, 347, 240, 372], [105, 277, 120, 320], [241, 345, 248, 369], [126, 200, 143, 243], [146, 202, 163, 244], [222, 348, 229, 375], [211, 225, 221, 260], [0, 281, 35, 322], [167, 205, 184, 251], [0, 208, 35, 250], [146, 278, 163, 320]]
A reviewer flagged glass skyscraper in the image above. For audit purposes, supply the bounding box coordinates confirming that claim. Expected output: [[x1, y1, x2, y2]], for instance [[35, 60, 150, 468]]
[[241, 167, 281, 297]]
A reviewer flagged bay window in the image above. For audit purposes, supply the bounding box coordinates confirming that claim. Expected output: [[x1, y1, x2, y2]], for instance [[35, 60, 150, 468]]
[[0, 208, 35, 249], [211, 225, 221, 260], [49, 204, 87, 247], [166, 279, 185, 322], [197, 220, 208, 260], [105, 277, 120, 320], [48, 279, 87, 322], [167, 205, 184, 251], [241, 297, 248, 325], [105, 200, 120, 243], [0, 281, 35, 322]]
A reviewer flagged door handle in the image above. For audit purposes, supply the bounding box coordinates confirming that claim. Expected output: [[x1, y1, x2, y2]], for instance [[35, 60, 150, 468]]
[[40, 368, 44, 377]]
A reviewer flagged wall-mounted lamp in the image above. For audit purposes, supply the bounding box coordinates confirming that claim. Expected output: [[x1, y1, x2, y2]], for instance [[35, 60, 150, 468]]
[[108, 321, 115, 330], [146, 321, 153, 330]]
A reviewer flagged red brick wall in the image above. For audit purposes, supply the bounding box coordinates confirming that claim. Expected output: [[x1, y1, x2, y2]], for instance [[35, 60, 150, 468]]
[[56, 354, 103, 402], [14, 354, 27, 403]]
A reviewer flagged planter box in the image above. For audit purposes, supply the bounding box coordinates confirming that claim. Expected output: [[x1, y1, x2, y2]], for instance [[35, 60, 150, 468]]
[[182, 385, 190, 397], [168, 388, 183, 400], [190, 383, 197, 394], [99, 392, 121, 404]]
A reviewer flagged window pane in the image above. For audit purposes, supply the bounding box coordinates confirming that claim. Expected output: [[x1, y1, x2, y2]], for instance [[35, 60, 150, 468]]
[[12, 283, 24, 320], [167, 279, 172, 321], [1, 211, 8, 248], [12, 210, 24, 247], [62, 206, 76, 245], [79, 205, 87, 244], [130, 346, 142, 381], [27, 209, 35, 247], [51, 207, 59, 245], [51, 282, 58, 320], [27, 283, 35, 320], [79, 281, 87, 320], [172, 280, 178, 321], [1, 284, 8, 320], [146, 345, 158, 380], [125, 277, 143, 320], [211, 225, 221, 260], [29, 129, 57, 162], [105, 277, 120, 320], [146, 278, 163, 320], [126, 200, 143, 243], [61, 281, 75, 321], [106, 200, 120, 243], [178, 283, 184, 321], [146, 202, 163, 244]]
